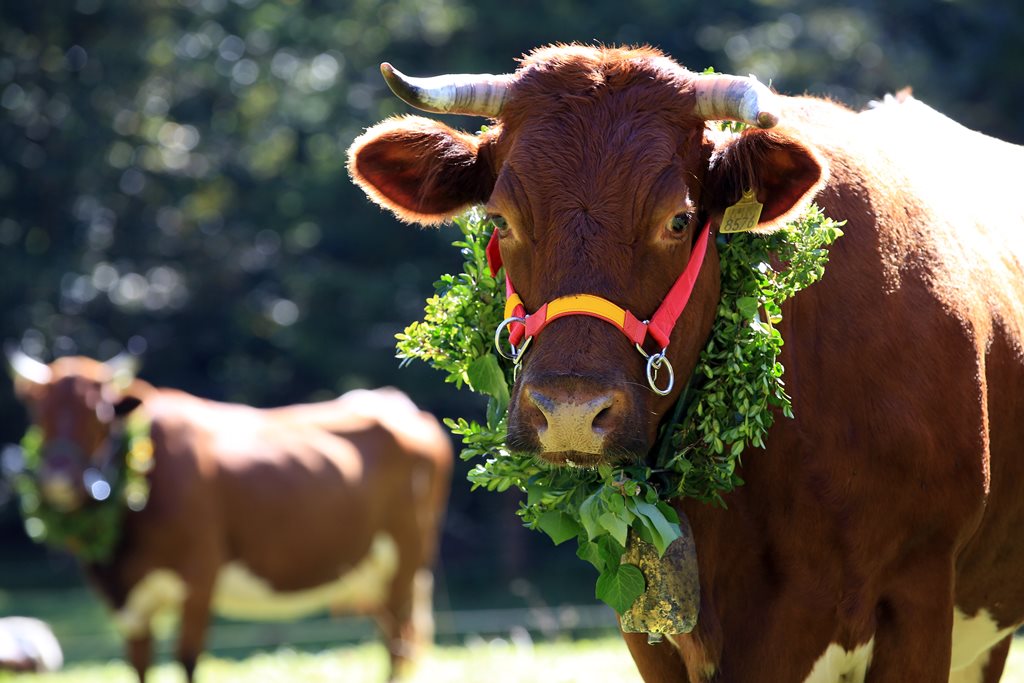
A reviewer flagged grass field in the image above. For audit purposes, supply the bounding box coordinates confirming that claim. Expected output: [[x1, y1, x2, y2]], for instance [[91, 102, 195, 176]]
[[4, 577, 1024, 683], [2, 638, 642, 683], [6, 636, 1024, 683]]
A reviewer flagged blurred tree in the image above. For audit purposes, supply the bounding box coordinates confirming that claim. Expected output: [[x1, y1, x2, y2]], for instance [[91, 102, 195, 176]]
[[0, 0, 1019, 589]]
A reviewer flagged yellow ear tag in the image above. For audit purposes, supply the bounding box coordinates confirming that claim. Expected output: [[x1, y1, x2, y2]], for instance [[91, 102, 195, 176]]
[[721, 189, 764, 234]]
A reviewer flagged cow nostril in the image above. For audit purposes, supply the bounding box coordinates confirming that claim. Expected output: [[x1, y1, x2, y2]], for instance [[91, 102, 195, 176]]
[[527, 390, 555, 417], [592, 405, 615, 433]]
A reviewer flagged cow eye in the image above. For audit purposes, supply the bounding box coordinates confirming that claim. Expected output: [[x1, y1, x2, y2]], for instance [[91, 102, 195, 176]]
[[488, 214, 509, 234], [668, 213, 691, 234]]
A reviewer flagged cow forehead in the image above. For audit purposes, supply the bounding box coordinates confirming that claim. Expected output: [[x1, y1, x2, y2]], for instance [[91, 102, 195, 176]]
[[500, 79, 693, 169], [502, 116, 685, 194], [35, 376, 106, 435], [492, 66, 701, 223], [492, 118, 698, 242], [504, 45, 694, 121], [48, 356, 111, 382], [32, 358, 111, 410]]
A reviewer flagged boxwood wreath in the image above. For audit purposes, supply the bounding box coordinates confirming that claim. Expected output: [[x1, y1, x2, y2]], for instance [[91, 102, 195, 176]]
[[12, 415, 154, 564], [397, 203, 843, 615]]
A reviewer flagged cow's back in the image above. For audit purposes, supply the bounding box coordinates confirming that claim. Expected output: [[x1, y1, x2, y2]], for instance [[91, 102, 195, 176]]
[[781, 95, 1024, 348], [264, 386, 453, 538]]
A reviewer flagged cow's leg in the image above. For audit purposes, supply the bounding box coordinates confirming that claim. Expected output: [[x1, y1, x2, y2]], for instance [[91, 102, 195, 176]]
[[126, 630, 153, 683], [410, 568, 435, 652], [175, 580, 214, 682], [865, 559, 955, 682], [980, 634, 1012, 683], [378, 567, 427, 682], [621, 632, 688, 683]]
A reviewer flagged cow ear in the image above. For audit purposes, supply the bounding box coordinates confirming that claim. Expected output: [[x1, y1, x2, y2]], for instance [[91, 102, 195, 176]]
[[703, 128, 827, 232], [348, 115, 496, 225]]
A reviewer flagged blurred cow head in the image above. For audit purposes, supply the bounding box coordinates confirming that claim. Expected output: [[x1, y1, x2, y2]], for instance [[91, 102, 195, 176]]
[[8, 352, 145, 511]]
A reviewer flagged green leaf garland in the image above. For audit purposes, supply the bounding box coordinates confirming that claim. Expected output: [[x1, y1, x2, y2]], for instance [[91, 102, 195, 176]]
[[396, 203, 843, 613], [11, 414, 154, 564]]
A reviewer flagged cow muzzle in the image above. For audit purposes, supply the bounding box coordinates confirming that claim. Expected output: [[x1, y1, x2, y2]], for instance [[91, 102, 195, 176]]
[[508, 375, 645, 466], [38, 442, 89, 510]]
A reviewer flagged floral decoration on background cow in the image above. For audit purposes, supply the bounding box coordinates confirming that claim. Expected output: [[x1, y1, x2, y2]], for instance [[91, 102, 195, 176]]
[[7, 352, 452, 682], [348, 44, 1024, 683]]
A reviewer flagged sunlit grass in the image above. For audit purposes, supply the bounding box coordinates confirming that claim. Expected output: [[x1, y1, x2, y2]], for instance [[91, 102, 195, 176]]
[[2, 638, 644, 683], [6, 636, 1024, 683]]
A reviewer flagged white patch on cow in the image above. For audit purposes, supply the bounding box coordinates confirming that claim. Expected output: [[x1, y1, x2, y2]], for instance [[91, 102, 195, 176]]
[[948, 652, 989, 683], [114, 570, 187, 639], [949, 607, 1014, 681], [803, 639, 875, 683], [212, 533, 398, 620]]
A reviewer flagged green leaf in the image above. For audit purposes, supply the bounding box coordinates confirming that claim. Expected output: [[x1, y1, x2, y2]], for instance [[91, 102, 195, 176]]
[[576, 535, 624, 574], [576, 539, 603, 572], [536, 511, 581, 545], [578, 490, 604, 541], [598, 511, 629, 547], [736, 296, 759, 320], [605, 491, 625, 514], [466, 354, 509, 408], [655, 500, 680, 525], [595, 563, 646, 614], [630, 501, 683, 557]]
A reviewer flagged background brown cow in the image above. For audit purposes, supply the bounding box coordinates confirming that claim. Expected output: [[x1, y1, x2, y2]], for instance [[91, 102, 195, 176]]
[[9, 353, 452, 682], [348, 45, 1024, 682]]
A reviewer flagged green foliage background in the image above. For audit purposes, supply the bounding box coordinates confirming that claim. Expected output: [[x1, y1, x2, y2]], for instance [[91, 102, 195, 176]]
[[0, 0, 1021, 634]]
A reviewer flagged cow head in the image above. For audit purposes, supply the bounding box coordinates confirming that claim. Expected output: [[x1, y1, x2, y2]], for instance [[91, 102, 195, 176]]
[[8, 351, 146, 511], [350, 45, 825, 467]]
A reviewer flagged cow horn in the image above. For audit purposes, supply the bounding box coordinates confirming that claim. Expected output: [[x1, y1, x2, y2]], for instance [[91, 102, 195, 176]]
[[6, 347, 52, 385], [693, 74, 780, 129], [380, 62, 513, 117]]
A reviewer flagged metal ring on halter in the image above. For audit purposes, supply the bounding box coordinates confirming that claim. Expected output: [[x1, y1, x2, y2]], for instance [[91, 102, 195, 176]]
[[645, 349, 675, 396], [494, 316, 527, 361]]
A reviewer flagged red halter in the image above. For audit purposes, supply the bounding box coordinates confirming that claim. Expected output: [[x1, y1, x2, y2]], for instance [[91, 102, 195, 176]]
[[486, 222, 712, 393]]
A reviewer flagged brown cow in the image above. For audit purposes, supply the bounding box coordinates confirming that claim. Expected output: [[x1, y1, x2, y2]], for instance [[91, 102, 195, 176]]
[[9, 353, 452, 682], [348, 45, 1024, 682]]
